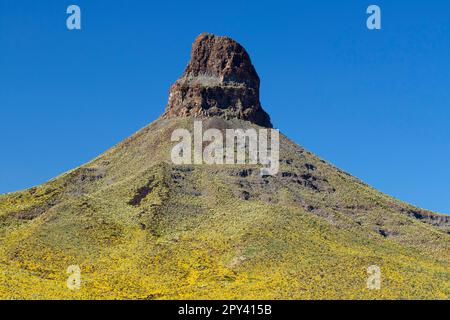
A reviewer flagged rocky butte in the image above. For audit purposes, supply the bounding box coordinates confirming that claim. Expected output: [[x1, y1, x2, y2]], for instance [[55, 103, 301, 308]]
[[162, 33, 272, 128]]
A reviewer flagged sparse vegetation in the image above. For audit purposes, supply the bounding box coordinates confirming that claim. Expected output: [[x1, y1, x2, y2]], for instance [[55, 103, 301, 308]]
[[0, 117, 448, 300]]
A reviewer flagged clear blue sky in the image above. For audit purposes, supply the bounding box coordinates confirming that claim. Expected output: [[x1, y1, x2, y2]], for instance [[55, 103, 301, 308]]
[[1, 1, 449, 214]]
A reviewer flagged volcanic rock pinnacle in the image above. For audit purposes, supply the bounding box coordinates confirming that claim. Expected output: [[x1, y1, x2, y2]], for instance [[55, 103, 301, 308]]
[[162, 33, 273, 128]]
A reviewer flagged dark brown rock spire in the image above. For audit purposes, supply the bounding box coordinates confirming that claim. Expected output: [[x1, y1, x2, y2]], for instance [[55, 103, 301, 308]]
[[162, 33, 273, 128]]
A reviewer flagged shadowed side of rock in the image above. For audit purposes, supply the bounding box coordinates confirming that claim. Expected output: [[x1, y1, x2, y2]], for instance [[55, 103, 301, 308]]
[[162, 33, 273, 128]]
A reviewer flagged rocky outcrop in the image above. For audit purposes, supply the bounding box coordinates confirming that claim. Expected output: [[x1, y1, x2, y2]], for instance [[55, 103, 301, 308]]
[[162, 33, 272, 128]]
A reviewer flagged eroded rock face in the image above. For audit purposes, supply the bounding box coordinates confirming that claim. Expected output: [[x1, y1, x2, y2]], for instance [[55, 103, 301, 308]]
[[162, 33, 272, 128]]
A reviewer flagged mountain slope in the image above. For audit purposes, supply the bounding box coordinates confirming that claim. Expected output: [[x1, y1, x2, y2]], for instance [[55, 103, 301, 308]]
[[0, 34, 448, 300]]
